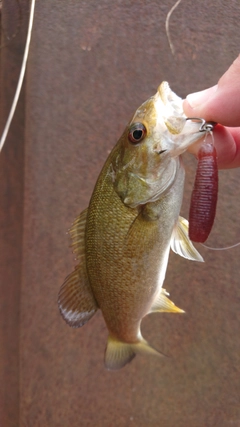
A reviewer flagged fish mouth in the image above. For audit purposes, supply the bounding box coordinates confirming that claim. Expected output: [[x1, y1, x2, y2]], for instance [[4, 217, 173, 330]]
[[153, 82, 207, 157], [169, 122, 205, 157]]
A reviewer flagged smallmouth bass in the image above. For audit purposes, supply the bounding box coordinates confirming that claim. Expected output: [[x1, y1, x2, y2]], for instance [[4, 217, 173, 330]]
[[58, 82, 207, 370]]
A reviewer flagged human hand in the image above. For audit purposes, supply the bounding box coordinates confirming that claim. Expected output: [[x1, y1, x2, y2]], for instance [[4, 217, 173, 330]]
[[183, 55, 240, 169]]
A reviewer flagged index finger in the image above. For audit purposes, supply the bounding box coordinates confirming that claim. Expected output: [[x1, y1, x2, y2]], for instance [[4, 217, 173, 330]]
[[183, 56, 240, 127]]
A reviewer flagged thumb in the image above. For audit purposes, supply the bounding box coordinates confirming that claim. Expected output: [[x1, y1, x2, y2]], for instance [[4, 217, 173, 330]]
[[183, 55, 240, 127]]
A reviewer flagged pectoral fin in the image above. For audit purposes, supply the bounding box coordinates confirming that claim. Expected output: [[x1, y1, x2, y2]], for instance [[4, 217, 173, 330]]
[[58, 208, 98, 327], [150, 288, 185, 314], [171, 216, 204, 262]]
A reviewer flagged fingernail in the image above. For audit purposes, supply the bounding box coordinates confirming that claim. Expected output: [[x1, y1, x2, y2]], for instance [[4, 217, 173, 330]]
[[186, 85, 218, 108]]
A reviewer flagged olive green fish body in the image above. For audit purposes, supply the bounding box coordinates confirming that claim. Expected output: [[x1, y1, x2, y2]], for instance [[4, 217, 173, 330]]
[[86, 152, 185, 344], [58, 82, 205, 370]]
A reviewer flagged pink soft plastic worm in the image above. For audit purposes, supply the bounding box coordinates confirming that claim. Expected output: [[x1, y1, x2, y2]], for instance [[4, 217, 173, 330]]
[[189, 142, 218, 243]]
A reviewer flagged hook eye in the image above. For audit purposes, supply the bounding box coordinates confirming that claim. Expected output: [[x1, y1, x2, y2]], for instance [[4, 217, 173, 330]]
[[200, 121, 217, 132]]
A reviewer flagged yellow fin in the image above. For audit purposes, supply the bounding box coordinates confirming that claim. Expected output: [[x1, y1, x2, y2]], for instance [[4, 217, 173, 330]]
[[104, 335, 165, 370], [69, 208, 88, 260], [58, 265, 98, 328], [151, 288, 185, 313], [171, 216, 204, 262]]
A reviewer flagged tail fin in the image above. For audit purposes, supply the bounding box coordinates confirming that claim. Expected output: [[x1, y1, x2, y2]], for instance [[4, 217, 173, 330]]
[[104, 335, 165, 370]]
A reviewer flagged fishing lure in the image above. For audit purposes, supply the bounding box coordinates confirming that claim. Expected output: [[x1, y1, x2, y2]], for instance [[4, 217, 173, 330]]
[[188, 120, 218, 243]]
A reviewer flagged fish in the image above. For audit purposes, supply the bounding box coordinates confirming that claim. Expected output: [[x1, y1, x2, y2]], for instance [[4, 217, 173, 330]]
[[58, 82, 207, 370]]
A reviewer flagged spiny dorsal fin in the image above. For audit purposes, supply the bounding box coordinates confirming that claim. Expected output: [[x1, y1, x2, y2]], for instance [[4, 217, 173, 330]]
[[150, 288, 184, 313], [171, 216, 204, 262], [69, 208, 88, 260]]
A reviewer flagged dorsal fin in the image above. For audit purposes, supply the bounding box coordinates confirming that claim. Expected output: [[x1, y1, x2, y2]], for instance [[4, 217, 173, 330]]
[[69, 208, 88, 260], [58, 209, 98, 328], [58, 265, 98, 328]]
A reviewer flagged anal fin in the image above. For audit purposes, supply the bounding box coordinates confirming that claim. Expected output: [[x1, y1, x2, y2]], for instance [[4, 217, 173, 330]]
[[150, 288, 184, 314]]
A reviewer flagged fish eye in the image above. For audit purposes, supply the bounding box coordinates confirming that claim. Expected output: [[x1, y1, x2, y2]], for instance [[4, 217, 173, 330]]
[[128, 123, 147, 144]]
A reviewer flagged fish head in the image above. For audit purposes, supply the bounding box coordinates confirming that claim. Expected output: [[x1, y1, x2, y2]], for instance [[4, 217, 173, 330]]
[[112, 82, 205, 208]]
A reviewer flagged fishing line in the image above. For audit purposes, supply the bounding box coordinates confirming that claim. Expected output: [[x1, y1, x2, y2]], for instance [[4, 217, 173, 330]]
[[165, 0, 182, 56], [201, 242, 240, 251], [0, 0, 35, 153]]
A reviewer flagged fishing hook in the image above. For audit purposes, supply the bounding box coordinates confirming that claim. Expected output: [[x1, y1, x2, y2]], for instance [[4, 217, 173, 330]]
[[186, 117, 217, 133]]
